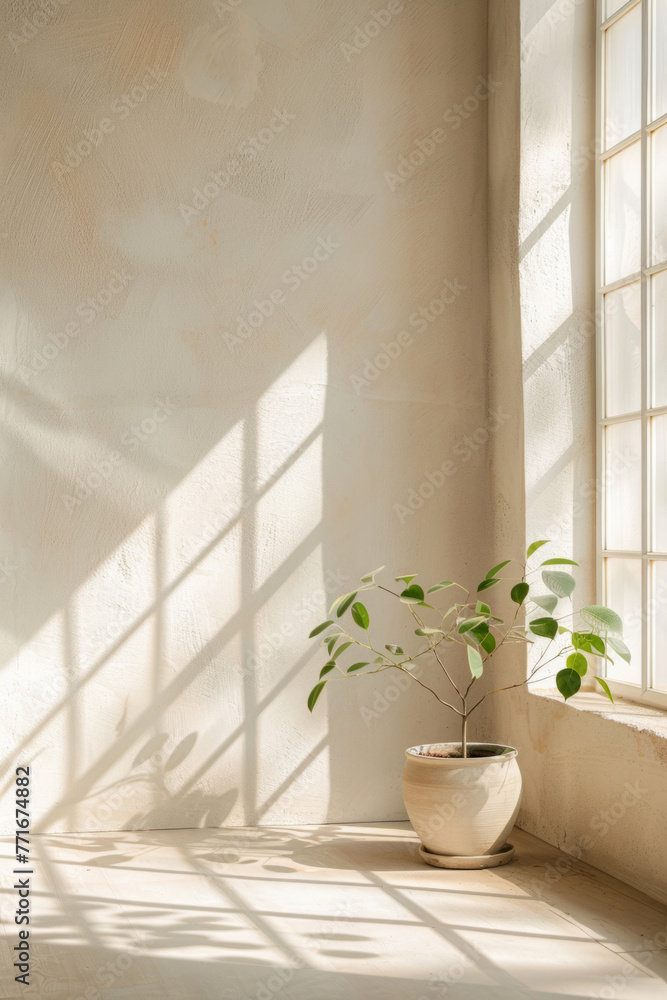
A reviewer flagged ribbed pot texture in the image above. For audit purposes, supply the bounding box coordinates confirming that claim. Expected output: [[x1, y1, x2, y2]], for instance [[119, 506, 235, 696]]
[[403, 742, 522, 857]]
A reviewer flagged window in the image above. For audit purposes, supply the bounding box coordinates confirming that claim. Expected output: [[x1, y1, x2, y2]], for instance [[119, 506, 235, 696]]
[[598, 0, 667, 707]]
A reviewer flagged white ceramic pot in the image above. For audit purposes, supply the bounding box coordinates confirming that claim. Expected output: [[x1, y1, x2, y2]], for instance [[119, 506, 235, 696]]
[[403, 743, 522, 865]]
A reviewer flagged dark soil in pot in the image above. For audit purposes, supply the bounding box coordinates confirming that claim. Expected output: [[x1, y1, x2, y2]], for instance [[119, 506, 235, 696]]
[[418, 745, 501, 759]]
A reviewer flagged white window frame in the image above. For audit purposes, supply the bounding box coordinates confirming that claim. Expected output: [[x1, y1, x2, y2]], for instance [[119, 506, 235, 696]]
[[597, 0, 667, 710]]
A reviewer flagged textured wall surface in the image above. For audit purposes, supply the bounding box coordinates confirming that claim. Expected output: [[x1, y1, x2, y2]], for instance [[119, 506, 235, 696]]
[[0, 0, 492, 833]]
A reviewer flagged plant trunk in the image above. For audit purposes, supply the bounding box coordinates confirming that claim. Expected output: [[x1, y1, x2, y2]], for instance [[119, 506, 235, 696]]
[[462, 714, 468, 758]]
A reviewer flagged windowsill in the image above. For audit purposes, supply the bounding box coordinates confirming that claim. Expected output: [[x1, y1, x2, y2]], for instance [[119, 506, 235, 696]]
[[532, 687, 667, 739]]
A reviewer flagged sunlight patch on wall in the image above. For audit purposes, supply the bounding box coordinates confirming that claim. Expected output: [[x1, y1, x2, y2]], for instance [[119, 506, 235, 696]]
[[255, 333, 327, 490], [165, 419, 244, 585], [254, 440, 323, 593], [519, 2, 575, 245], [251, 544, 335, 700], [520, 206, 574, 363], [14, 610, 67, 731], [254, 335, 326, 590], [162, 513, 243, 673], [74, 514, 156, 669]]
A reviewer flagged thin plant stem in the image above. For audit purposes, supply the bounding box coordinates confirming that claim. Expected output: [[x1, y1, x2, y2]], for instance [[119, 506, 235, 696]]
[[331, 658, 465, 716], [331, 628, 464, 715], [466, 654, 565, 715], [398, 668, 465, 716], [406, 603, 464, 699], [432, 645, 464, 698]]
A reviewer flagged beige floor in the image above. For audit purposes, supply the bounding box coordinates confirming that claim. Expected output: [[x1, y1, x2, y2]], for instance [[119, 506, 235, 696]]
[[2, 823, 667, 999]]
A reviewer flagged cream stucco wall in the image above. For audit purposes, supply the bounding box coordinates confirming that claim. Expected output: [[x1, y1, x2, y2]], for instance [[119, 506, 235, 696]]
[[1, 0, 493, 833]]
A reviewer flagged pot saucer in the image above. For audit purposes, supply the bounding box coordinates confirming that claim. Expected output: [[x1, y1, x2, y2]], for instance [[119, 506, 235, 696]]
[[419, 842, 515, 870]]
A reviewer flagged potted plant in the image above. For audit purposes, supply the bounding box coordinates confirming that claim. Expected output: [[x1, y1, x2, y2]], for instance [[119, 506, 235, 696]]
[[306, 540, 630, 869]]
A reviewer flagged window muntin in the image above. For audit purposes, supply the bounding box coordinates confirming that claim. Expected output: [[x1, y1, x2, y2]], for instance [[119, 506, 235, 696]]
[[598, 0, 667, 705]]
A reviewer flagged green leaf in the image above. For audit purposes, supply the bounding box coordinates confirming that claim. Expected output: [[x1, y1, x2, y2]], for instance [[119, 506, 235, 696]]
[[571, 632, 589, 652], [351, 602, 370, 629], [486, 560, 511, 579], [476, 601, 491, 615], [360, 566, 384, 583], [469, 622, 490, 644], [608, 636, 631, 663], [385, 644, 404, 655], [586, 633, 606, 655], [347, 661, 370, 673], [459, 615, 487, 634], [427, 580, 454, 593], [415, 626, 445, 636], [556, 667, 581, 700], [567, 651, 588, 677], [321, 623, 344, 635], [307, 681, 327, 712], [467, 645, 484, 678], [595, 676, 615, 702], [477, 578, 500, 592], [542, 570, 576, 599], [416, 601, 436, 609], [573, 632, 606, 656], [336, 592, 358, 617], [319, 661, 336, 678], [531, 594, 558, 614], [529, 616, 559, 639], [309, 620, 334, 638], [481, 631, 496, 654], [328, 590, 356, 614], [580, 605, 623, 635], [395, 574, 417, 585], [527, 539, 550, 558], [332, 641, 353, 660], [400, 584, 425, 604], [540, 558, 580, 567], [325, 636, 337, 655], [511, 582, 529, 605]]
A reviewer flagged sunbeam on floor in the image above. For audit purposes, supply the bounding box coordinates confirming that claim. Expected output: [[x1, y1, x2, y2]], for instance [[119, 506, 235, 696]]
[[1, 824, 666, 999]]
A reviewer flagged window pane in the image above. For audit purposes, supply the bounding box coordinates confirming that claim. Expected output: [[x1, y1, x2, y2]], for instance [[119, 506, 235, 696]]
[[652, 562, 667, 689], [605, 420, 642, 550], [605, 142, 641, 284], [605, 283, 641, 415], [653, 415, 667, 551], [652, 270, 667, 406], [605, 557, 642, 683], [606, 0, 635, 17], [605, 4, 642, 147], [654, 0, 667, 120], [652, 124, 667, 266]]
